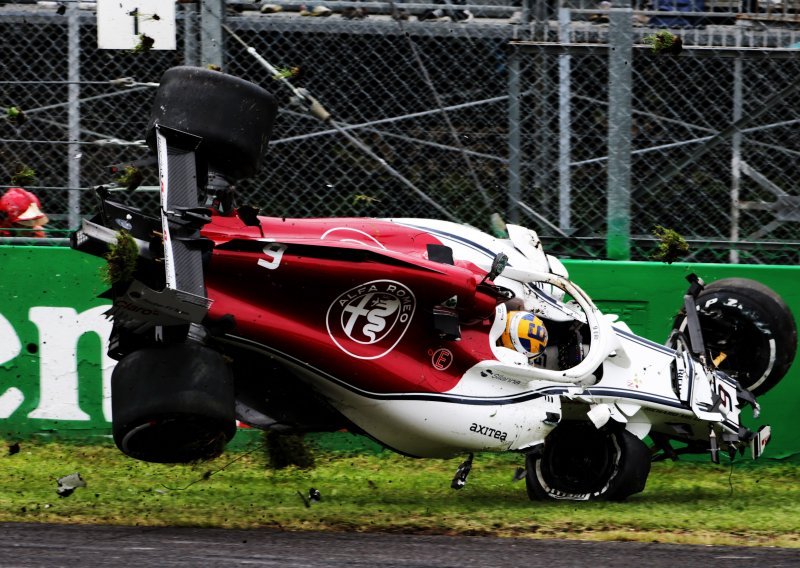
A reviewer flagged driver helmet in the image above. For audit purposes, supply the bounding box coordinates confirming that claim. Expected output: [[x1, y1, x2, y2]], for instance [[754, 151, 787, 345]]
[[501, 311, 548, 359]]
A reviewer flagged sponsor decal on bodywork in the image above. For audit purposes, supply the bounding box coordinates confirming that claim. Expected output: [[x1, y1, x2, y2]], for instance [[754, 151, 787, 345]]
[[480, 369, 523, 386], [430, 348, 453, 371], [326, 280, 416, 360], [470, 422, 508, 442]]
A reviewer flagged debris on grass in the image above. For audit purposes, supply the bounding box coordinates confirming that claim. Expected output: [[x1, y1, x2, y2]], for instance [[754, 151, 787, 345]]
[[651, 225, 689, 264], [8, 442, 20, 456], [57, 472, 86, 498], [450, 453, 473, 490], [296, 490, 310, 507], [296, 488, 321, 508]]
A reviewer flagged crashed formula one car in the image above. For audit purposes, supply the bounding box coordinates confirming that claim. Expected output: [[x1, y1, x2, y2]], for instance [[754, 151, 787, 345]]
[[71, 67, 797, 501]]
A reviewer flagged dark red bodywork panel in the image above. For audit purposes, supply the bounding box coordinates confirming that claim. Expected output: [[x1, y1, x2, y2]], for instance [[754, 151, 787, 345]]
[[202, 215, 499, 394]]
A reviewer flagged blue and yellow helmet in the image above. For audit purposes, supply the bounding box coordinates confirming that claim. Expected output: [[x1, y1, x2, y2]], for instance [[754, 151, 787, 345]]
[[501, 311, 548, 359]]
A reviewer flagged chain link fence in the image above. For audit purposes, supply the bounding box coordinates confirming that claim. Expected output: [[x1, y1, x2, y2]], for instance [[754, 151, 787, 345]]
[[1, 1, 799, 263]]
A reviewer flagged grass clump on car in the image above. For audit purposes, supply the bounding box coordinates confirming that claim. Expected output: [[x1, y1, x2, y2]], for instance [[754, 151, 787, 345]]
[[102, 230, 139, 286]]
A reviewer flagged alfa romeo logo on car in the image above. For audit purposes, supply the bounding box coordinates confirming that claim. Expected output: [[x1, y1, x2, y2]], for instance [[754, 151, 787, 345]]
[[326, 280, 416, 359]]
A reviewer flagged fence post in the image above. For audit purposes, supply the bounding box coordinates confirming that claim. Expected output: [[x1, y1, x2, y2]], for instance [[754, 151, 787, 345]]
[[730, 24, 744, 264], [200, 0, 225, 69], [183, 2, 201, 67], [558, 7, 572, 235], [532, 0, 549, 41], [606, 0, 633, 260], [507, 47, 522, 225], [67, 2, 81, 230]]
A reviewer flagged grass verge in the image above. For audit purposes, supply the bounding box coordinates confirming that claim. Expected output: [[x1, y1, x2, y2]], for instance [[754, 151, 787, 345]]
[[1, 437, 799, 547]]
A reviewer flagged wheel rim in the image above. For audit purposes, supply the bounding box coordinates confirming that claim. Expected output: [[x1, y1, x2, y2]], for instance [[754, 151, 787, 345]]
[[698, 303, 774, 391]]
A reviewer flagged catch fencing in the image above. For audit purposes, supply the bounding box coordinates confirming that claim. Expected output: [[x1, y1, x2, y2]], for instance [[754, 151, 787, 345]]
[[1, 0, 799, 262]]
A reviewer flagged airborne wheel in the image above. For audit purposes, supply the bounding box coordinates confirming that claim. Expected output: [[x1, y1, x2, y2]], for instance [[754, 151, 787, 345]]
[[111, 342, 237, 463], [677, 278, 797, 396]]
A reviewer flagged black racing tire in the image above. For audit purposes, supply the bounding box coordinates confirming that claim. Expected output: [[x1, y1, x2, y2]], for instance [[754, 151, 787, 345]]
[[683, 278, 797, 397], [525, 422, 651, 501], [111, 342, 236, 463], [146, 66, 278, 180]]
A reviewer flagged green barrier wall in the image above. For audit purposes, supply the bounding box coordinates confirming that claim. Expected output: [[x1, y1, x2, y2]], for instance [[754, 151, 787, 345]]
[[0, 247, 111, 438], [1, 248, 798, 459]]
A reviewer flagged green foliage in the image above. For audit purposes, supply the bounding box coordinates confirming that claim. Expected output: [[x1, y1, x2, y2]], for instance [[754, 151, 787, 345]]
[[10, 163, 35, 186], [651, 225, 689, 264], [102, 230, 139, 286], [115, 165, 143, 192], [6, 106, 25, 125], [352, 194, 381, 206], [643, 31, 682, 55], [273, 67, 302, 81], [1, 438, 799, 547], [132, 34, 155, 53]]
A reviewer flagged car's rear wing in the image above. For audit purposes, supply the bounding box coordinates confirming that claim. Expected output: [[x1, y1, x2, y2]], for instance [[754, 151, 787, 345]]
[[71, 125, 213, 331]]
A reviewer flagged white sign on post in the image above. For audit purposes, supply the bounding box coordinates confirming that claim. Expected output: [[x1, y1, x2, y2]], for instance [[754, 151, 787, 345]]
[[96, 0, 176, 51]]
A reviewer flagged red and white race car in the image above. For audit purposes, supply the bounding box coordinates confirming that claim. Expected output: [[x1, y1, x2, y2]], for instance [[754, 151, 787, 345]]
[[72, 67, 796, 501]]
